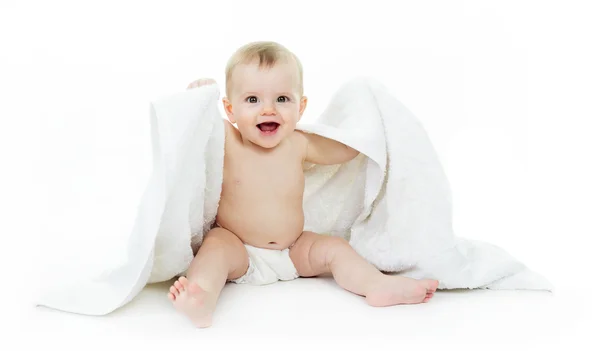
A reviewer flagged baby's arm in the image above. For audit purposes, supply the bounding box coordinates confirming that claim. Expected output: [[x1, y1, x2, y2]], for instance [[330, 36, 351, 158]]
[[296, 131, 359, 165]]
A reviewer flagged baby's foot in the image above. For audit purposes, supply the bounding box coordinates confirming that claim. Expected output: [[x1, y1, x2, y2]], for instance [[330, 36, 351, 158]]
[[168, 276, 216, 328], [366, 275, 439, 307]]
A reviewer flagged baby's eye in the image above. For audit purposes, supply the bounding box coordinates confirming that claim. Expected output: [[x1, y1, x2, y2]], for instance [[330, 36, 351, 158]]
[[246, 96, 258, 103], [277, 96, 289, 103]]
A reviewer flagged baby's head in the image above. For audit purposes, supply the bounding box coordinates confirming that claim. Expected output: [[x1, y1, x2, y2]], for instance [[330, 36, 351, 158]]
[[222, 41, 307, 149]]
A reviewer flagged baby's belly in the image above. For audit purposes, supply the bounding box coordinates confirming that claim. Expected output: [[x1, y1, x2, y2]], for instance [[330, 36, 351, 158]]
[[215, 198, 305, 250]]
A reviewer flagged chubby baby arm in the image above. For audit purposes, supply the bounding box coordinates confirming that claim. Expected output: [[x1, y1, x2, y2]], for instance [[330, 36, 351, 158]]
[[296, 131, 359, 165]]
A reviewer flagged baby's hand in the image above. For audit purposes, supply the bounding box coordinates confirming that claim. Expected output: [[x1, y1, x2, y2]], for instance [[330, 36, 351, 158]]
[[187, 78, 217, 90]]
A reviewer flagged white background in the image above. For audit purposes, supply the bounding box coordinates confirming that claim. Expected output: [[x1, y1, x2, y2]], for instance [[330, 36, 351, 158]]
[[1, 0, 599, 349]]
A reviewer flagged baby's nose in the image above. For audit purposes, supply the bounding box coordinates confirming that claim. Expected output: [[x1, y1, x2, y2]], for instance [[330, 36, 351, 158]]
[[261, 105, 276, 115]]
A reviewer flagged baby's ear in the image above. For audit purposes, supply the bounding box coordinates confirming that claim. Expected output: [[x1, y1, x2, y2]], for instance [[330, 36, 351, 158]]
[[298, 96, 308, 121], [222, 97, 236, 123]]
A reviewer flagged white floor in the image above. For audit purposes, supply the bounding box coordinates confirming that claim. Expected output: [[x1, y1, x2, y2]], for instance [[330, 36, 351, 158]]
[[21, 271, 598, 350]]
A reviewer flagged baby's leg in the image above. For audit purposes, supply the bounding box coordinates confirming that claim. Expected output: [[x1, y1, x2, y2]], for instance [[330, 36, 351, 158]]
[[168, 227, 248, 328], [289, 231, 439, 307]]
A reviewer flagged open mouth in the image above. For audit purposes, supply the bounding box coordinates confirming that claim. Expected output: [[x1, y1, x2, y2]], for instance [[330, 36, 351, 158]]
[[256, 122, 280, 135]]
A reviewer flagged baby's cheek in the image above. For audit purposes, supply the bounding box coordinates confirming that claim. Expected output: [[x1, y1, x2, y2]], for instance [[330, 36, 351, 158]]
[[279, 105, 297, 115], [235, 110, 252, 120], [240, 105, 259, 115]]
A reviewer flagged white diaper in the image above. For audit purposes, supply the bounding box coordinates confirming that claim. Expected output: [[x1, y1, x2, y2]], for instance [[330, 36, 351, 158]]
[[231, 245, 299, 285]]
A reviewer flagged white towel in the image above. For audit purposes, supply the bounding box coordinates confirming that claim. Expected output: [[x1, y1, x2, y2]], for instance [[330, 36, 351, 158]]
[[36, 77, 552, 316]]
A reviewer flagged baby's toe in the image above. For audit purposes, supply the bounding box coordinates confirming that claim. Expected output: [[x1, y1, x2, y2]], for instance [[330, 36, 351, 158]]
[[178, 276, 190, 288], [420, 280, 438, 293], [170, 285, 180, 296], [174, 280, 184, 292], [429, 280, 439, 291]]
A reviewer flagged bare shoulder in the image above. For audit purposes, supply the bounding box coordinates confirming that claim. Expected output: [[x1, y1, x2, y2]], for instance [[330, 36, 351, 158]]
[[291, 130, 310, 161], [222, 119, 239, 143], [222, 118, 233, 133]]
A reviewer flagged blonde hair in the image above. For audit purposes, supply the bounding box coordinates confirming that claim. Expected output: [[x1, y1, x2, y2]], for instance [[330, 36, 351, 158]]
[[225, 41, 304, 97]]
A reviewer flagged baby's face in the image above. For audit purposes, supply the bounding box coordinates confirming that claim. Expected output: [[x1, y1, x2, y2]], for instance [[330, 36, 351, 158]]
[[223, 60, 307, 149]]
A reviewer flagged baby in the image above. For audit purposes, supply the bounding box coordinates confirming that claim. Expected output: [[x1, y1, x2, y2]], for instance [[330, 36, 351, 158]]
[[168, 41, 439, 327]]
